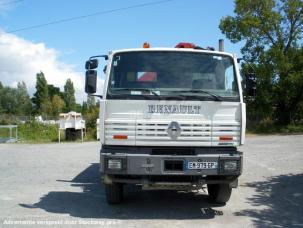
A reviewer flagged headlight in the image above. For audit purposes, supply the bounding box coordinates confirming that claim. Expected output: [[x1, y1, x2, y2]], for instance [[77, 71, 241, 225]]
[[107, 159, 122, 169], [223, 160, 238, 172]]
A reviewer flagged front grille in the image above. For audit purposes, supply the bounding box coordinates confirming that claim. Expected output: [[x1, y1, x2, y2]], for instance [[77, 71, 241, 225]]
[[105, 119, 241, 146], [136, 120, 212, 142]]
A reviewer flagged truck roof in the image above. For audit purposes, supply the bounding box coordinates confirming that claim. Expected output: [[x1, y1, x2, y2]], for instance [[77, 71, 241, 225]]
[[109, 48, 235, 58]]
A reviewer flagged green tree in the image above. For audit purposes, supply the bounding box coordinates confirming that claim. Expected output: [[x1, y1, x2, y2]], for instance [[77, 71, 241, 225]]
[[0, 82, 3, 114], [40, 99, 52, 117], [48, 84, 63, 99], [81, 101, 88, 115], [75, 103, 82, 113], [16, 81, 32, 115], [220, 0, 303, 124], [32, 72, 49, 114], [63, 79, 76, 112], [0, 82, 32, 116], [0, 87, 18, 114], [87, 95, 96, 109], [50, 95, 65, 117]]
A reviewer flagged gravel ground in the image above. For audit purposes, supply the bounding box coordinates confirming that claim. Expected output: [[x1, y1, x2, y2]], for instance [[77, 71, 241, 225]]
[[0, 135, 302, 228]]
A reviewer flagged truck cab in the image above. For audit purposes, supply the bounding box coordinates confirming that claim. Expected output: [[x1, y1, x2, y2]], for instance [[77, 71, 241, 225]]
[[85, 42, 245, 204]]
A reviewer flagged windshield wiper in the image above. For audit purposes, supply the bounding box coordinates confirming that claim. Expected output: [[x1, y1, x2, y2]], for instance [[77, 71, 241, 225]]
[[174, 89, 223, 101], [110, 88, 162, 100]]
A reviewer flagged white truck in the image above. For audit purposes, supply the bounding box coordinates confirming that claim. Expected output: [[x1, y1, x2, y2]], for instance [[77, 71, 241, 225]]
[[85, 41, 250, 204]]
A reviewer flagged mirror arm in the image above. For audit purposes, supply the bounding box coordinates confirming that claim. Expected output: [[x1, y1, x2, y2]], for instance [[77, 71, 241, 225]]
[[237, 57, 244, 63], [88, 94, 103, 99], [89, 55, 108, 60]]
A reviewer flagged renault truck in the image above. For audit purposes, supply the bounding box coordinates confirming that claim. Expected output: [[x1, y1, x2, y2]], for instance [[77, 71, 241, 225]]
[[84, 41, 248, 204]]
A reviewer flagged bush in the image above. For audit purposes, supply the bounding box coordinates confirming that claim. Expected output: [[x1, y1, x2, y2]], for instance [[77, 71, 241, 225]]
[[18, 121, 58, 143], [247, 121, 303, 134], [84, 106, 99, 140]]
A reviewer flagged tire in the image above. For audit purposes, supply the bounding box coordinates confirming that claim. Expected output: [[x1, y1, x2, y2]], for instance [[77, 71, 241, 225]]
[[207, 184, 232, 203], [105, 183, 123, 204]]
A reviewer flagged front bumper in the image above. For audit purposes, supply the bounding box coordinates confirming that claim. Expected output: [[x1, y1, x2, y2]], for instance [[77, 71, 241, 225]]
[[100, 146, 242, 176]]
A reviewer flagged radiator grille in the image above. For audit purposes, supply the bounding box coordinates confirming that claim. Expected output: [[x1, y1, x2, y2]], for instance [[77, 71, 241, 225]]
[[105, 119, 241, 146]]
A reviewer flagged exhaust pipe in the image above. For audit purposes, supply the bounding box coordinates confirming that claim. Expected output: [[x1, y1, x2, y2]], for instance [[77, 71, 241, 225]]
[[219, 39, 224, 52]]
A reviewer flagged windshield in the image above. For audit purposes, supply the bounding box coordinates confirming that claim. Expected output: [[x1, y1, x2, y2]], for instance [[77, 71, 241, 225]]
[[107, 51, 239, 101]]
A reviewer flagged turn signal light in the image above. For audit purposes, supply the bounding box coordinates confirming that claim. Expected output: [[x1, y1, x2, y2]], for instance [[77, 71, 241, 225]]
[[113, 135, 128, 140], [219, 136, 233, 141]]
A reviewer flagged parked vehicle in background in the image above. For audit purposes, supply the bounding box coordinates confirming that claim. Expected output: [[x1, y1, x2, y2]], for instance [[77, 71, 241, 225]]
[[58, 111, 85, 142]]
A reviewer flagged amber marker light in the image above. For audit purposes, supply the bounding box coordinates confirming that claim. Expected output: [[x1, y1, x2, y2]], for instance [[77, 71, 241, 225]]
[[143, 42, 150, 48], [113, 135, 128, 140], [219, 136, 233, 141]]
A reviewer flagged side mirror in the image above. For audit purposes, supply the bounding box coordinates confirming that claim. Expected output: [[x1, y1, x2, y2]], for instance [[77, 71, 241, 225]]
[[246, 73, 257, 97], [85, 59, 99, 70], [85, 70, 97, 94]]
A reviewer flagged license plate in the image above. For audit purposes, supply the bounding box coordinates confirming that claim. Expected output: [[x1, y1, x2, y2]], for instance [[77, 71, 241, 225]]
[[187, 161, 218, 170]]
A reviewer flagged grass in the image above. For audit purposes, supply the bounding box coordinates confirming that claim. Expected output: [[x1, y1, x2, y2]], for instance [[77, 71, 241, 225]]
[[18, 121, 59, 143]]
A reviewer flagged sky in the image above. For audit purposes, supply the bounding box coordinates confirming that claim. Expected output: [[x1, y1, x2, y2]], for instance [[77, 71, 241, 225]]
[[0, 0, 243, 102]]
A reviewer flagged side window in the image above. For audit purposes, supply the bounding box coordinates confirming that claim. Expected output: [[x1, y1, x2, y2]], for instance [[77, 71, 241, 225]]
[[225, 65, 235, 91]]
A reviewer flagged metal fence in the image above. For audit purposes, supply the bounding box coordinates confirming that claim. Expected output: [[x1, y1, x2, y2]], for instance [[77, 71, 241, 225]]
[[0, 114, 59, 124], [0, 125, 18, 143]]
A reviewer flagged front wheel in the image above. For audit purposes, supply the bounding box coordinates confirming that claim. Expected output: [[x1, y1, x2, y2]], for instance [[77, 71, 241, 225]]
[[207, 184, 232, 203], [105, 183, 123, 204]]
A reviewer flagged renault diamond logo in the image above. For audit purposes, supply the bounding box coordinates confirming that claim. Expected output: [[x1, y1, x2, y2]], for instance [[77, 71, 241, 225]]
[[167, 121, 181, 140]]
